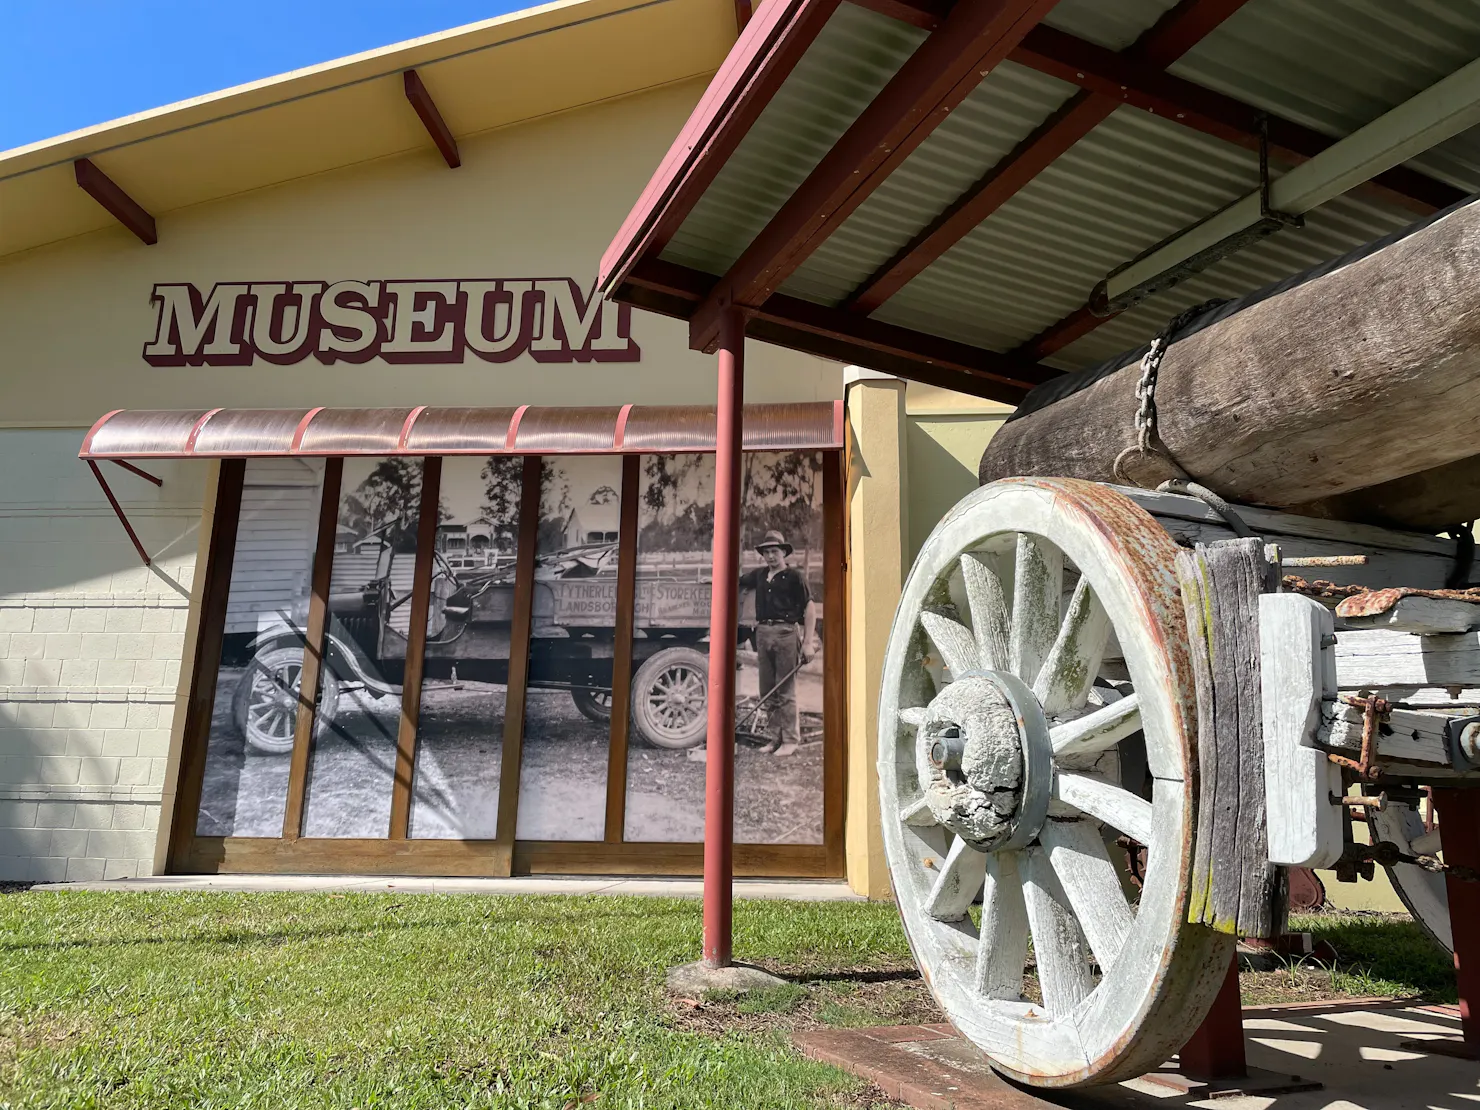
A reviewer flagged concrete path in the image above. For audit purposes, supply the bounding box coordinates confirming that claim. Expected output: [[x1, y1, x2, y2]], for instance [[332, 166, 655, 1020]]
[[32, 874, 864, 900]]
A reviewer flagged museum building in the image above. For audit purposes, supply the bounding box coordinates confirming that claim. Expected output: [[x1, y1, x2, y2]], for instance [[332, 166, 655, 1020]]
[[0, 0, 1001, 892]]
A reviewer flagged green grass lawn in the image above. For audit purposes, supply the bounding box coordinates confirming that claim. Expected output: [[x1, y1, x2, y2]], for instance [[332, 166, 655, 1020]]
[[0, 891, 1459, 1109]]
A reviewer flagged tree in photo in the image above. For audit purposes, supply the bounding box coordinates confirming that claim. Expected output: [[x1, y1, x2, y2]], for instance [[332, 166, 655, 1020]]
[[341, 458, 427, 551]]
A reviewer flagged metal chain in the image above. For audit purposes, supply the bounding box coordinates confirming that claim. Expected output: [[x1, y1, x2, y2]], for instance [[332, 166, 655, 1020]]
[[1112, 298, 1227, 487]]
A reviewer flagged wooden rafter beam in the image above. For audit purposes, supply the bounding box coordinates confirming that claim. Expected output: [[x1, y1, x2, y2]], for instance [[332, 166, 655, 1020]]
[[403, 69, 460, 169], [73, 158, 156, 245], [628, 258, 1051, 400], [842, 0, 1254, 315], [688, 0, 1060, 352], [1010, 25, 1463, 216]]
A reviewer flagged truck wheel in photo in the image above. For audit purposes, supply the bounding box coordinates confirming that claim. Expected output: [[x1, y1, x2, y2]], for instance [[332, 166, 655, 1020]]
[[631, 645, 708, 749], [569, 688, 613, 724], [232, 644, 341, 755]]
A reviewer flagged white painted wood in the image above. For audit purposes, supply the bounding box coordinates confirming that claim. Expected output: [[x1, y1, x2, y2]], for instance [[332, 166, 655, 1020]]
[[976, 851, 1030, 1001], [1052, 772, 1154, 845], [921, 610, 980, 678], [901, 796, 937, 827], [1259, 593, 1345, 868], [1370, 803, 1453, 951], [1325, 704, 1452, 764], [1412, 828, 1443, 855], [1050, 693, 1142, 759], [1022, 845, 1093, 1017], [1339, 596, 1480, 635], [899, 706, 929, 728], [1034, 578, 1112, 716], [1010, 534, 1062, 685], [1039, 819, 1134, 974], [961, 553, 1012, 672], [1335, 629, 1480, 688], [922, 837, 988, 922]]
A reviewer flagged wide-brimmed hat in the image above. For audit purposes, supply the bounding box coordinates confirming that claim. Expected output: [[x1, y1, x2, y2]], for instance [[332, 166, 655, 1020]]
[[756, 530, 793, 555]]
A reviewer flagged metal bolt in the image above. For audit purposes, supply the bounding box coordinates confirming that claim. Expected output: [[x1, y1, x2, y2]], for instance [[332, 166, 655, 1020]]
[[928, 727, 966, 770]]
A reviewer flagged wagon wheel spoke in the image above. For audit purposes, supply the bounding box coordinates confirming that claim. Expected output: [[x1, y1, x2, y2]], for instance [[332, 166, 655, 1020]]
[[920, 611, 980, 678], [924, 836, 988, 921], [1033, 578, 1111, 716], [1050, 693, 1141, 759], [899, 706, 929, 728], [901, 796, 937, 827], [1009, 535, 1063, 685], [1052, 773, 1154, 845], [975, 851, 1029, 1000], [960, 553, 1011, 672], [1021, 845, 1093, 1016], [1039, 819, 1134, 974]]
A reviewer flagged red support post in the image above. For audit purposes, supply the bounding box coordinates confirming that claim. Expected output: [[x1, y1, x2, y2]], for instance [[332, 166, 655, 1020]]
[[1431, 788, 1480, 1055], [702, 306, 746, 969], [1179, 950, 1246, 1080]]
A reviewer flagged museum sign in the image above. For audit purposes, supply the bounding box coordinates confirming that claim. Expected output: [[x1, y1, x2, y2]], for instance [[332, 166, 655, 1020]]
[[142, 278, 640, 367]]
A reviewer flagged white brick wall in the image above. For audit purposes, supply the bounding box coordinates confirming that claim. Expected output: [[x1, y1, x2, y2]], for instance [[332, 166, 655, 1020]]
[[0, 432, 204, 882]]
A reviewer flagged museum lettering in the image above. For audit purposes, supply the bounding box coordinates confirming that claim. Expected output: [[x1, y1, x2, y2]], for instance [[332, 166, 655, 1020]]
[[142, 278, 641, 367]]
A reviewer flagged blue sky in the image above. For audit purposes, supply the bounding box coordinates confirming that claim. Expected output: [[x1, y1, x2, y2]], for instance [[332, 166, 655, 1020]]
[[0, 1, 529, 151]]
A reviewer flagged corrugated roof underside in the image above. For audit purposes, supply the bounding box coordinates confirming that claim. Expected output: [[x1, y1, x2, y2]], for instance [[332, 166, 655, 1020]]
[[1170, 0, 1480, 191], [659, 4, 926, 278], [780, 62, 1079, 307], [1041, 0, 1178, 51]]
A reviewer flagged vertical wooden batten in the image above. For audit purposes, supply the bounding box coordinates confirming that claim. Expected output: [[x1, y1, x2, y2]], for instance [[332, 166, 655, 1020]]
[[281, 458, 344, 840], [166, 459, 245, 870], [492, 456, 544, 874], [604, 455, 642, 843], [822, 449, 846, 875], [388, 457, 443, 839]]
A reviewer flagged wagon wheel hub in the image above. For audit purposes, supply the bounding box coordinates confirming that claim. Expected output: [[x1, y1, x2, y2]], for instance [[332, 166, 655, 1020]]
[[915, 671, 1048, 850]]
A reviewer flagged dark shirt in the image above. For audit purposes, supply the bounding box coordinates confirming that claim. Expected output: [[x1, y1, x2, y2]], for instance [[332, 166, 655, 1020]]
[[740, 566, 811, 625]]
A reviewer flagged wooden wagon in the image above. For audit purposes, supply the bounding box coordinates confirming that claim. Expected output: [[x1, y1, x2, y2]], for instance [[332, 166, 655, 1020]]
[[595, 0, 1480, 1086]]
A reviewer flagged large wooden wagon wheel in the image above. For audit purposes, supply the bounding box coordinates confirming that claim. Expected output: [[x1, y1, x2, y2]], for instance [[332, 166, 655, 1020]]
[[878, 478, 1232, 1087]]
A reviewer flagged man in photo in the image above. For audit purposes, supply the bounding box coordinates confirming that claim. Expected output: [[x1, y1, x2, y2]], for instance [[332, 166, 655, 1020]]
[[740, 531, 818, 756]]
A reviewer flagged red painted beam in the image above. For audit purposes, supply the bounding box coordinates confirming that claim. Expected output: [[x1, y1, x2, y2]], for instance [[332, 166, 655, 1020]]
[[1012, 303, 1118, 361], [73, 158, 156, 246], [1433, 788, 1480, 1055], [843, 0, 1254, 315], [1178, 952, 1247, 1079], [688, 0, 1059, 352], [1010, 25, 1462, 216], [403, 69, 461, 169], [629, 257, 1052, 396]]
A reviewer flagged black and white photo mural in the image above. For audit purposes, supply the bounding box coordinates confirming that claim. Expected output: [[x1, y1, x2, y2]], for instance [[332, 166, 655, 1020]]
[[407, 456, 523, 839], [622, 451, 826, 845]]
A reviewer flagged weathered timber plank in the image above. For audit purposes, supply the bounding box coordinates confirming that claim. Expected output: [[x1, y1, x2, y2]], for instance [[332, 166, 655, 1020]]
[[979, 201, 1480, 531], [1259, 594, 1344, 868], [1338, 596, 1480, 634], [1122, 487, 1454, 591], [1178, 538, 1283, 938], [1335, 629, 1480, 688], [1323, 704, 1457, 767]]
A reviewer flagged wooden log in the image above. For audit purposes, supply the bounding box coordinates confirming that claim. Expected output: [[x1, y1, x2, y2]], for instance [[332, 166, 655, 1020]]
[[979, 200, 1480, 532], [1178, 538, 1284, 939]]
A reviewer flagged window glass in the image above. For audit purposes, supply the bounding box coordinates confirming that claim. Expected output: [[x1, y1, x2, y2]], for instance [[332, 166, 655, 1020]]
[[196, 458, 325, 837], [301, 458, 427, 838], [407, 456, 522, 839], [514, 456, 623, 841]]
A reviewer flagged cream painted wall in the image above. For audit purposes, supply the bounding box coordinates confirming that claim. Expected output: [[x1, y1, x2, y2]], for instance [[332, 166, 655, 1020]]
[[0, 77, 839, 425], [0, 77, 839, 882]]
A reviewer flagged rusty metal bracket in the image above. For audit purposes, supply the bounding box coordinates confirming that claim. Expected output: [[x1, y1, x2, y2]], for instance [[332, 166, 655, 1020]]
[[86, 459, 155, 567], [1328, 694, 1390, 780]]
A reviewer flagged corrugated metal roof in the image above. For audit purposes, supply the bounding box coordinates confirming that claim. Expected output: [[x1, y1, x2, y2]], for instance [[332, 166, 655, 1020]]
[[780, 61, 1080, 306], [633, 0, 1480, 388], [660, 4, 927, 277]]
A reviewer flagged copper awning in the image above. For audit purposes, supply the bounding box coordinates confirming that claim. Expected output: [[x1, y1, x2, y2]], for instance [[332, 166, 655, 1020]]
[[80, 402, 845, 460]]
